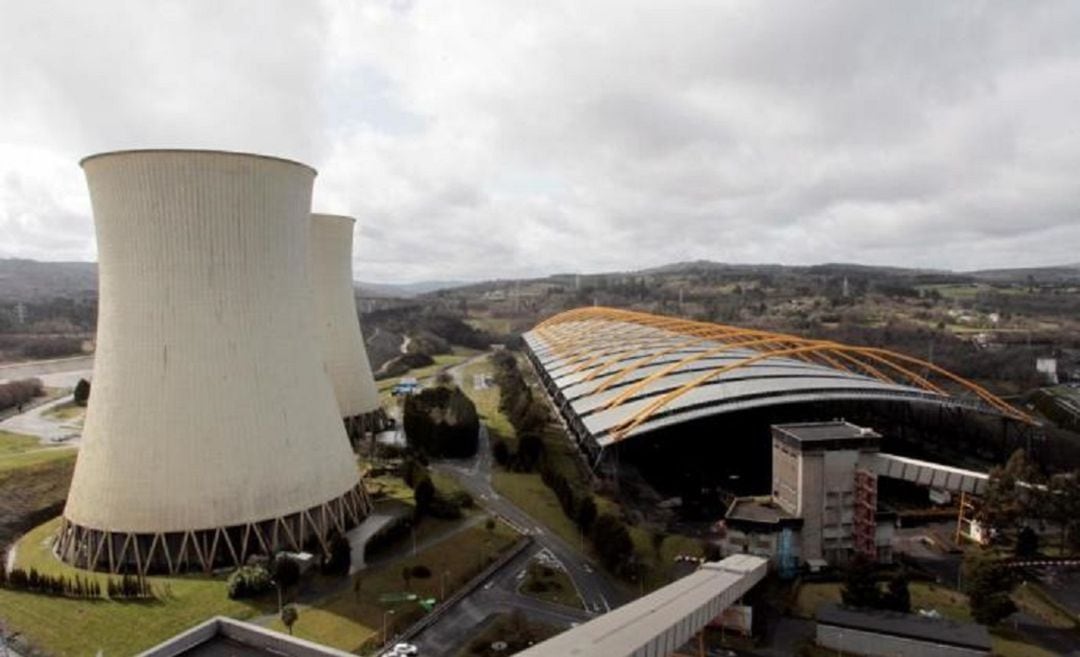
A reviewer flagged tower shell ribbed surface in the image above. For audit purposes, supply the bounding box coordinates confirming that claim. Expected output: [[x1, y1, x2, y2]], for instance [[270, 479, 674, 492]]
[[63, 151, 361, 539], [309, 214, 380, 418]]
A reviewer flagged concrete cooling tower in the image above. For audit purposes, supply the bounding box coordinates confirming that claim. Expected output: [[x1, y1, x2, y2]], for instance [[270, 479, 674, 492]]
[[56, 150, 370, 574], [309, 214, 380, 441]]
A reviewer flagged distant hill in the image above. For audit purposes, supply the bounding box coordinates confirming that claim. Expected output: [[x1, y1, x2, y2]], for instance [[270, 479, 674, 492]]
[[967, 264, 1080, 284], [0, 258, 473, 301], [356, 279, 475, 298], [0, 259, 97, 301]]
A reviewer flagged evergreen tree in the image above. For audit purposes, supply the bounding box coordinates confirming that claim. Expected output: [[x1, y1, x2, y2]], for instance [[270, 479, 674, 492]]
[[840, 554, 881, 609], [962, 551, 1017, 625]]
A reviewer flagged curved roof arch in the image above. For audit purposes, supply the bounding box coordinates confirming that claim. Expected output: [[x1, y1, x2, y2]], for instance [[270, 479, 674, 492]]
[[525, 307, 1035, 446]]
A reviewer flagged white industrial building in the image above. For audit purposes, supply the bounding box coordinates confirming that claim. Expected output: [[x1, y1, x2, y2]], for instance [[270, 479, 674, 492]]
[[721, 421, 991, 571], [57, 150, 370, 574], [309, 213, 382, 443]]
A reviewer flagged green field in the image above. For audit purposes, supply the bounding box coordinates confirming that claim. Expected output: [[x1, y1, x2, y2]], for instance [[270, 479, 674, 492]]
[[793, 580, 1069, 657], [0, 429, 41, 455], [0, 444, 75, 475], [1, 518, 272, 657], [518, 561, 584, 609], [266, 520, 519, 652], [492, 471, 585, 550], [43, 401, 85, 422], [460, 356, 516, 445]]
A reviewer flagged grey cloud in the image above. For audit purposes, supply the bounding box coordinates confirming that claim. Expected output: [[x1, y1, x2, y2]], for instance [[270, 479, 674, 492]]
[[2, 1, 1080, 282]]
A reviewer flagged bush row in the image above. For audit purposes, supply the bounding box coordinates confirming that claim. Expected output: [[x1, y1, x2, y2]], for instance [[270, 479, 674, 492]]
[[0, 566, 153, 600], [0, 377, 43, 412]]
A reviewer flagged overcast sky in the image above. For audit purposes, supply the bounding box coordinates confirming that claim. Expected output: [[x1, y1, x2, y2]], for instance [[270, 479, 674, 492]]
[[2, 1, 1079, 283]]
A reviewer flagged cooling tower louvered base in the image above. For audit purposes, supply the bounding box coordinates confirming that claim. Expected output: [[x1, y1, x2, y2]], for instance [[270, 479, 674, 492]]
[[54, 483, 372, 575]]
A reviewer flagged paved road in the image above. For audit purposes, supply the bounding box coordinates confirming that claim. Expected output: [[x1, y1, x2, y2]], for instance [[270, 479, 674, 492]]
[[434, 424, 626, 614], [412, 540, 594, 656], [0, 395, 83, 445], [0, 356, 93, 388]]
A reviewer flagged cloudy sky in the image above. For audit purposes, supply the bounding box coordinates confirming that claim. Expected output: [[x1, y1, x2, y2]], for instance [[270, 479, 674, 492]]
[[2, 1, 1079, 283]]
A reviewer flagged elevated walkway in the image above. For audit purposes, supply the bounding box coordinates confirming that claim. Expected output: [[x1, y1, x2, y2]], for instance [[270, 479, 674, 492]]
[[872, 453, 989, 495], [515, 554, 768, 657]]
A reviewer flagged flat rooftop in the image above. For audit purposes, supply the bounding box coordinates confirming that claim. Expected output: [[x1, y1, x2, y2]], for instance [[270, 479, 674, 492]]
[[516, 554, 768, 657], [136, 617, 356, 657], [725, 497, 801, 528], [773, 421, 880, 450], [817, 604, 992, 651]]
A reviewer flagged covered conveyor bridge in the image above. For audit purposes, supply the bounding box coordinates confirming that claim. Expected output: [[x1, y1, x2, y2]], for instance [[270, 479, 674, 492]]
[[515, 554, 768, 657], [524, 307, 1034, 453]]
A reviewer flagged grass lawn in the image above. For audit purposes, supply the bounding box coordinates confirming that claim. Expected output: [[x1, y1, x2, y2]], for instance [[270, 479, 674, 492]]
[[492, 471, 583, 549], [0, 429, 41, 455], [42, 401, 85, 422], [376, 349, 482, 395], [518, 560, 584, 609], [460, 357, 515, 446], [793, 581, 971, 621], [266, 521, 519, 652], [454, 612, 562, 657], [1, 517, 273, 657], [0, 445, 75, 475], [1012, 581, 1077, 629]]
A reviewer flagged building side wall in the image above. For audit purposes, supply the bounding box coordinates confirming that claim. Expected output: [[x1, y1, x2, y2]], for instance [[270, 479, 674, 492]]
[[798, 451, 824, 561], [309, 214, 379, 417], [772, 436, 799, 515], [65, 151, 360, 533], [817, 624, 988, 657]]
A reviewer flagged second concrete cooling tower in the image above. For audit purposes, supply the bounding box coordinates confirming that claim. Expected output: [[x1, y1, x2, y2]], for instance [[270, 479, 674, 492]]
[[309, 214, 380, 440], [57, 150, 370, 575]]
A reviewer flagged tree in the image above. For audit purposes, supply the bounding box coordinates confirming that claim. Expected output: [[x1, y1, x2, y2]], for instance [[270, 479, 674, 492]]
[[492, 439, 511, 466], [981, 450, 1041, 537], [882, 568, 912, 613], [280, 604, 298, 635], [320, 531, 352, 576], [73, 378, 91, 406], [516, 433, 545, 471], [414, 476, 436, 516], [590, 514, 634, 575], [962, 551, 1017, 625], [575, 496, 597, 532], [270, 554, 301, 589], [651, 530, 668, 557], [840, 554, 880, 609], [1015, 526, 1039, 558]]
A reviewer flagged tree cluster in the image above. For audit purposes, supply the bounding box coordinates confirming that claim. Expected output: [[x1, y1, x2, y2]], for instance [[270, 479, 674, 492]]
[[0, 377, 43, 411], [321, 531, 352, 576], [489, 351, 549, 471], [839, 555, 911, 613], [0, 566, 152, 600], [981, 449, 1080, 555], [589, 514, 635, 577], [962, 551, 1017, 625], [403, 386, 480, 458]]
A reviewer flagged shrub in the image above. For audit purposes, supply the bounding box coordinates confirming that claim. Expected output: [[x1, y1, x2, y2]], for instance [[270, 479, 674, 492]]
[[226, 565, 273, 599], [411, 565, 432, 579]]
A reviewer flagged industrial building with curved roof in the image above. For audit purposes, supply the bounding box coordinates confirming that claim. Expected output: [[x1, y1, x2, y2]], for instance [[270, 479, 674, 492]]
[[524, 307, 1034, 452]]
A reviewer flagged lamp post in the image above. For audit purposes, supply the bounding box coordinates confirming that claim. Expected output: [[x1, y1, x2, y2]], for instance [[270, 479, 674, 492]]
[[382, 609, 396, 645]]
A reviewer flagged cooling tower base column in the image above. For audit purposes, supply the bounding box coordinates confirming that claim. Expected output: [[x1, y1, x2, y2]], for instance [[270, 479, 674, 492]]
[[55, 482, 372, 575]]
